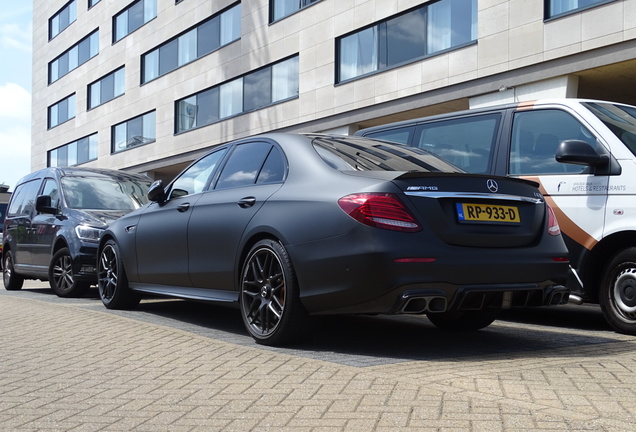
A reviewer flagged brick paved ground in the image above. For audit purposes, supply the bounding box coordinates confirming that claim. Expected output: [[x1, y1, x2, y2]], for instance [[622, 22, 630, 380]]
[[1, 282, 635, 431]]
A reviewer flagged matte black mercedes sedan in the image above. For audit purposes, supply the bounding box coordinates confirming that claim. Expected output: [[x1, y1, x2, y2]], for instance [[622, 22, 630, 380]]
[[98, 134, 570, 345]]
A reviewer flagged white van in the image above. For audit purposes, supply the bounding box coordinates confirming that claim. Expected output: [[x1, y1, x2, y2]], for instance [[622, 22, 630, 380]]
[[356, 98, 636, 335]]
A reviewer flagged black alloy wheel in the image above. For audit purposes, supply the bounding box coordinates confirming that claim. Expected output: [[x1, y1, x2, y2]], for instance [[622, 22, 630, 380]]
[[600, 248, 636, 335], [240, 239, 309, 346], [97, 240, 140, 310], [3, 250, 24, 291], [49, 248, 90, 297]]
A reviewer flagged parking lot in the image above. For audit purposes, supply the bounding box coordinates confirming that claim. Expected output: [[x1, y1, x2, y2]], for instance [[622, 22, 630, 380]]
[[1, 280, 635, 431]]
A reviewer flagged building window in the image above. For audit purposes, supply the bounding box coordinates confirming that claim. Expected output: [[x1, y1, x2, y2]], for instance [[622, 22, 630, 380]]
[[545, 0, 614, 19], [270, 0, 321, 22], [113, 0, 157, 43], [49, 1, 77, 40], [48, 94, 76, 129], [88, 67, 125, 109], [142, 3, 241, 84], [112, 111, 156, 153], [175, 55, 298, 133], [336, 0, 476, 83], [89, 0, 101, 8], [49, 30, 99, 84], [48, 134, 98, 167]]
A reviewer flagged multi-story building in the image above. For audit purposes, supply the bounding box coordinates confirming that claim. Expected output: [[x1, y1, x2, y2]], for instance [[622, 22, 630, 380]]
[[32, 0, 636, 181]]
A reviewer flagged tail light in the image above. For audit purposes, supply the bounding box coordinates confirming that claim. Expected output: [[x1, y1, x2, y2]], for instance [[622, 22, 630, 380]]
[[338, 193, 422, 232], [547, 204, 561, 236]]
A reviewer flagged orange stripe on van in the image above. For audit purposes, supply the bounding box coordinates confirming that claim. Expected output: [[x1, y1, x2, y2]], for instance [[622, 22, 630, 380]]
[[524, 176, 598, 251], [517, 100, 537, 110]]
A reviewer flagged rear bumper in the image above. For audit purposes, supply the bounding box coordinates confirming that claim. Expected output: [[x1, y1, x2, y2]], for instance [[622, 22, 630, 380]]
[[287, 229, 570, 315]]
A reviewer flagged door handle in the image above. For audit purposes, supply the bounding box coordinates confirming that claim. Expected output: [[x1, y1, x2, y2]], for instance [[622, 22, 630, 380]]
[[237, 197, 256, 208], [177, 203, 190, 212]]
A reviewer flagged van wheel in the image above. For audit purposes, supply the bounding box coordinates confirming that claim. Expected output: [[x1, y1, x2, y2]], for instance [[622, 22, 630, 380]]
[[600, 248, 636, 335], [240, 239, 309, 346], [98, 240, 140, 310], [3, 250, 24, 291], [427, 308, 500, 331], [49, 248, 90, 297]]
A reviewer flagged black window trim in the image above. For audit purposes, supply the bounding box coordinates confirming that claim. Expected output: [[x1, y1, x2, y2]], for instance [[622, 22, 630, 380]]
[[47, 132, 99, 168], [49, 0, 77, 41], [111, 109, 157, 154], [47, 93, 76, 130], [334, 0, 477, 85], [112, 0, 157, 44], [87, 65, 126, 111], [48, 28, 99, 85], [173, 54, 300, 135], [543, 0, 616, 21], [268, 0, 323, 24], [140, 1, 241, 85]]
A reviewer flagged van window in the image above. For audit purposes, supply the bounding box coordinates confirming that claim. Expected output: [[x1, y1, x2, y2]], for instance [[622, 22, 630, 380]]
[[509, 109, 594, 175], [40, 178, 61, 209], [363, 127, 414, 145], [584, 101, 636, 157], [7, 180, 42, 217], [413, 114, 500, 173]]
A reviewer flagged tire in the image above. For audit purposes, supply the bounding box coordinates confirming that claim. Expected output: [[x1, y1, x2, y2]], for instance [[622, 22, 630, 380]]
[[600, 248, 636, 335], [240, 239, 309, 346], [3, 250, 24, 291], [49, 248, 90, 297], [97, 240, 140, 310], [427, 308, 500, 331]]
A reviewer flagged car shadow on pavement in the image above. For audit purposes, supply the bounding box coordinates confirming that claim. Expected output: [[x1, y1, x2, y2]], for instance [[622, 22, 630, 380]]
[[121, 298, 629, 365], [11, 286, 625, 364]]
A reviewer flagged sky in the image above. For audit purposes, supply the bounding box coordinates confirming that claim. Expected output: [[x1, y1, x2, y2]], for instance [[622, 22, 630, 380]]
[[0, 2, 32, 192]]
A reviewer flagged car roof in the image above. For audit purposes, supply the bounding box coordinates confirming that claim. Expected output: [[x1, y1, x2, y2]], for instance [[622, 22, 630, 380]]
[[15, 167, 150, 187]]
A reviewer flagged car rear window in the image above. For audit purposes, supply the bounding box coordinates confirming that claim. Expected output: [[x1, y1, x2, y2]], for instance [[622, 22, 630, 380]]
[[311, 135, 463, 173]]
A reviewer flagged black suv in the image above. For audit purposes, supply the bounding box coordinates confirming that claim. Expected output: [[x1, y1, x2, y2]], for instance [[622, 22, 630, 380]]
[[2, 167, 150, 297]]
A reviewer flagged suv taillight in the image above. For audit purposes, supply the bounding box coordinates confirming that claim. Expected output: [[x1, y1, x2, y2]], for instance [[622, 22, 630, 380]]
[[338, 193, 422, 232], [547, 204, 561, 236]]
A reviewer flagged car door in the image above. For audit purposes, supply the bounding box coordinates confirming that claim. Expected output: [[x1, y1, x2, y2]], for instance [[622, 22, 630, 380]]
[[31, 178, 61, 270], [187, 141, 286, 290], [507, 107, 610, 266], [134, 147, 229, 287], [5, 179, 42, 270]]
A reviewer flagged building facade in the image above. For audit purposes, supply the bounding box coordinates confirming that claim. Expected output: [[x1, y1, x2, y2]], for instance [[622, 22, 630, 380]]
[[32, 0, 636, 181]]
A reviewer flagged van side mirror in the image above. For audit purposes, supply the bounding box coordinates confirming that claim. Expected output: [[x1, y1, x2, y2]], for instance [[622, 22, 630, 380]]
[[147, 179, 166, 202], [555, 140, 608, 167], [35, 195, 57, 215]]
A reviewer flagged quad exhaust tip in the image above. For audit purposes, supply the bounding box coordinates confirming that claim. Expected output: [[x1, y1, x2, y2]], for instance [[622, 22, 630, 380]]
[[401, 296, 447, 314]]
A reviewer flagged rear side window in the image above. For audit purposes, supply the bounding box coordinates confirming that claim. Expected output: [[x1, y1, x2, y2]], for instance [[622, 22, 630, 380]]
[[7, 180, 42, 217], [509, 109, 594, 175], [216, 142, 279, 190], [413, 114, 500, 173]]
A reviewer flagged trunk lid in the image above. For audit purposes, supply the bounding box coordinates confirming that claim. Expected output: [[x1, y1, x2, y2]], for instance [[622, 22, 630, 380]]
[[393, 173, 546, 247]]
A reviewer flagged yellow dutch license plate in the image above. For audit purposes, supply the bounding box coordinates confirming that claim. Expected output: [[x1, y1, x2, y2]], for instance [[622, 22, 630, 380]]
[[456, 203, 521, 223]]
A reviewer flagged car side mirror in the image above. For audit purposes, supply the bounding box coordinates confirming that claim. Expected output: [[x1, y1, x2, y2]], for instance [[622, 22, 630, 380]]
[[555, 140, 608, 167], [147, 180, 166, 202], [35, 195, 57, 215]]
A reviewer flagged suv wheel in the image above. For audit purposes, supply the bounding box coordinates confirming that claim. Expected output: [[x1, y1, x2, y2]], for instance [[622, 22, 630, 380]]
[[3, 250, 24, 291], [49, 248, 90, 297]]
